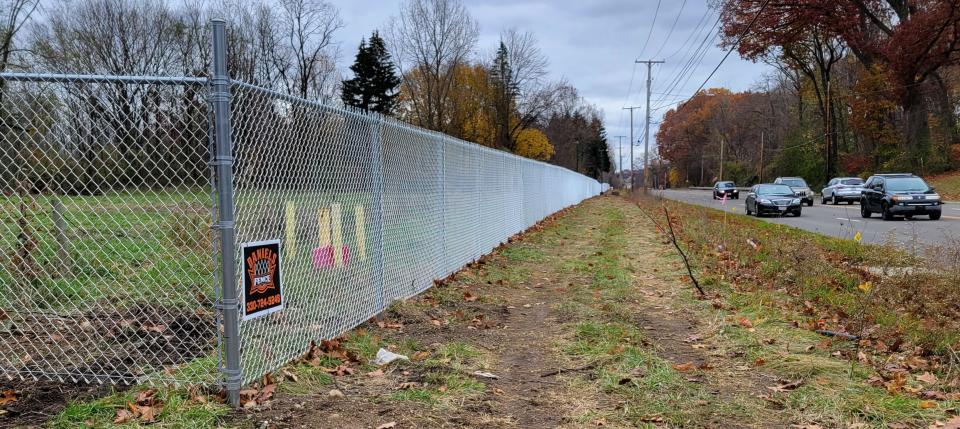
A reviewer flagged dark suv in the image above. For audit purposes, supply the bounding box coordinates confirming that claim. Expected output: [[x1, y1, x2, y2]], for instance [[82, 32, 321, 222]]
[[713, 181, 739, 199], [860, 174, 942, 220]]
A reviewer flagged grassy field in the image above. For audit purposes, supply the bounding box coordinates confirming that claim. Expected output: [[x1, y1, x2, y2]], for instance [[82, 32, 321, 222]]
[[929, 170, 960, 201], [0, 189, 214, 309]]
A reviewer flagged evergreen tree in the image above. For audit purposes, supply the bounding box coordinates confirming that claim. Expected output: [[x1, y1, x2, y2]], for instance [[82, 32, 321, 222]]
[[490, 42, 518, 150], [341, 31, 401, 114], [585, 119, 612, 180]]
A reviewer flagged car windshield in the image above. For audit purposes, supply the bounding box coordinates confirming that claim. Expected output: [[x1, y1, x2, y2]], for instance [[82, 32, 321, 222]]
[[780, 179, 807, 187], [886, 177, 930, 192], [757, 185, 795, 196], [717, 182, 735, 188], [840, 179, 863, 186]]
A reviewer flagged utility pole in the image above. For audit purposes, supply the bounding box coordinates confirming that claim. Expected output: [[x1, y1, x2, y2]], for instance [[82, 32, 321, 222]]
[[637, 59, 664, 192], [759, 131, 764, 183], [615, 136, 625, 188], [623, 106, 642, 191]]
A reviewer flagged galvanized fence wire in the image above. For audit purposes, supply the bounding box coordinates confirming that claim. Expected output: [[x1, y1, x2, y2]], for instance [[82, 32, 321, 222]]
[[0, 74, 221, 385], [229, 81, 603, 385], [0, 70, 602, 389]]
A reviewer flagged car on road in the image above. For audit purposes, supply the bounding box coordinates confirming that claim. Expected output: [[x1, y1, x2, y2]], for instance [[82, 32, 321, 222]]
[[773, 177, 814, 206], [860, 174, 942, 220], [821, 177, 864, 205], [745, 184, 803, 217], [712, 181, 739, 200]]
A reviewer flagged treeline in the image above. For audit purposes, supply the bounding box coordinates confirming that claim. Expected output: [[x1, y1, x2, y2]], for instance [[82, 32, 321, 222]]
[[657, 0, 960, 188], [375, 0, 611, 179], [0, 0, 611, 196]]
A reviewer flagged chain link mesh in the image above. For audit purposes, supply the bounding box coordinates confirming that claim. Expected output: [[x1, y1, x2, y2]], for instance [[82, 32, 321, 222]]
[[230, 82, 603, 384], [0, 72, 604, 388], [0, 75, 219, 385]]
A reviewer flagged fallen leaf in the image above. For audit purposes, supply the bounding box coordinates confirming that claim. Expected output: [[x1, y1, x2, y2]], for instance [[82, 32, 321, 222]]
[[134, 389, 157, 405], [438, 385, 448, 393], [377, 321, 403, 330], [672, 362, 695, 372], [463, 291, 478, 302], [376, 422, 397, 429], [114, 409, 134, 424], [593, 417, 607, 426], [0, 389, 16, 406], [281, 368, 299, 382], [472, 371, 500, 379], [768, 379, 804, 393], [412, 351, 430, 361], [919, 400, 937, 409], [934, 416, 960, 429], [137, 405, 159, 423], [917, 372, 939, 385], [259, 384, 276, 402], [754, 358, 766, 366], [397, 382, 419, 390], [367, 369, 385, 378]]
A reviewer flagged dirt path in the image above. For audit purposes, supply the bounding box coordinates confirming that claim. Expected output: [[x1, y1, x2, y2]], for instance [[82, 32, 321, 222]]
[[226, 195, 940, 429]]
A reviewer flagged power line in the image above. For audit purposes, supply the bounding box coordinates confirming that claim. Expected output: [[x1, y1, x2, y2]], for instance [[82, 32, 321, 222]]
[[652, 0, 687, 59], [637, 0, 663, 60], [651, 14, 721, 109], [688, 0, 772, 99]]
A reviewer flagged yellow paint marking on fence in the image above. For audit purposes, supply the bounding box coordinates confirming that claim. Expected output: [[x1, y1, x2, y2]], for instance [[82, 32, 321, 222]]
[[318, 208, 331, 247], [355, 205, 367, 261], [285, 201, 297, 257], [331, 203, 343, 266]]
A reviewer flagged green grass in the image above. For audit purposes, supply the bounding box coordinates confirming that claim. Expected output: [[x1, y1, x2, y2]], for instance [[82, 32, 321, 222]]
[[929, 170, 960, 201], [385, 341, 487, 407], [51, 385, 228, 428]]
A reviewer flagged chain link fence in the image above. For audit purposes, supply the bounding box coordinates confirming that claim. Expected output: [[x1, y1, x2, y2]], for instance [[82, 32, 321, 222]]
[[0, 21, 604, 402], [0, 74, 220, 385]]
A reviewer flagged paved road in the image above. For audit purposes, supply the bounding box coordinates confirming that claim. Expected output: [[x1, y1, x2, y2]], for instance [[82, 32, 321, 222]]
[[658, 189, 960, 249]]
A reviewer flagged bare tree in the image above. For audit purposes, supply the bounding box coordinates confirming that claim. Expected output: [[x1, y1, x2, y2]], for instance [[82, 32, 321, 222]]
[[279, 0, 342, 102], [0, 0, 38, 74], [388, 0, 478, 132]]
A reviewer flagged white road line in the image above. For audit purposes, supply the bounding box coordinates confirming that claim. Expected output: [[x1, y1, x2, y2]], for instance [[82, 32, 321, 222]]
[[835, 218, 861, 223]]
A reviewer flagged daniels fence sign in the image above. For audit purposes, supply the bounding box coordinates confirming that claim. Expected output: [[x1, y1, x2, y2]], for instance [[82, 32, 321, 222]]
[[242, 240, 285, 321]]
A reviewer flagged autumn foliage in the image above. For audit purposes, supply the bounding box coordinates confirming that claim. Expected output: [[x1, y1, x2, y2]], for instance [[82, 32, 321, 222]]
[[713, 0, 960, 179]]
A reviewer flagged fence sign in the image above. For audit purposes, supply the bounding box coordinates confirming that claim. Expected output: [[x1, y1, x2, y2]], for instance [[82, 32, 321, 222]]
[[242, 239, 285, 321]]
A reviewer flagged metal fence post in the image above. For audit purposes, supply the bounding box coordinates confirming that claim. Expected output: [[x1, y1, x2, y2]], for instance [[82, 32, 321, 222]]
[[210, 19, 242, 408], [369, 116, 386, 313], [439, 138, 446, 276]]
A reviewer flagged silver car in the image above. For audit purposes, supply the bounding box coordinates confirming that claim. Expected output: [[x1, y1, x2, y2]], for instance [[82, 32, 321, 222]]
[[821, 177, 864, 205], [773, 177, 814, 206]]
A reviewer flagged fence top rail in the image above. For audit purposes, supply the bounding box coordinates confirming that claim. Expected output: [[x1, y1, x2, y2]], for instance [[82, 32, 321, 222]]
[[230, 78, 602, 185], [0, 72, 208, 85]]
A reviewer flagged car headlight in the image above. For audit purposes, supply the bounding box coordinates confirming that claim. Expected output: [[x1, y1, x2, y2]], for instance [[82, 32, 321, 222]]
[[791, 198, 801, 204], [892, 195, 909, 202], [759, 199, 772, 204], [926, 194, 941, 201]]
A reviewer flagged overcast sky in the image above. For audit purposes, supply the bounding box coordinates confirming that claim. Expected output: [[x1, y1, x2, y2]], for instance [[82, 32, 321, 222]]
[[333, 0, 772, 171]]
